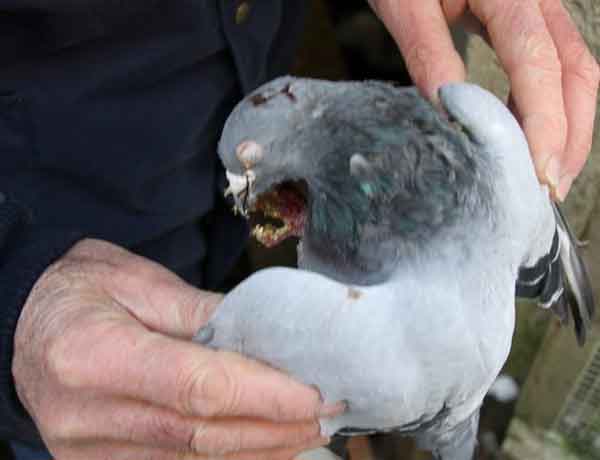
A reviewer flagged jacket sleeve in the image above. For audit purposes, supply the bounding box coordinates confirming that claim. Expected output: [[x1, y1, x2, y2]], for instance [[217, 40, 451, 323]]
[[0, 192, 83, 444]]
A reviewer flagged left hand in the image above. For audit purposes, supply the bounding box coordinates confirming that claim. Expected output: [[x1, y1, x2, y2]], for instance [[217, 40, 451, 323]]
[[368, 0, 600, 201], [13, 239, 334, 460]]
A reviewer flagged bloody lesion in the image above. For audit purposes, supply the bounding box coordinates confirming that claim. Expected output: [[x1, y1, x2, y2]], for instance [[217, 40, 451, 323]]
[[248, 83, 297, 107], [250, 182, 307, 248]]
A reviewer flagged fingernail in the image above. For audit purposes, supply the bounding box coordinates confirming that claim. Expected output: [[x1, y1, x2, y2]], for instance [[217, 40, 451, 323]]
[[319, 400, 347, 418], [544, 155, 561, 190], [556, 174, 575, 202], [194, 325, 214, 345], [310, 384, 324, 402]]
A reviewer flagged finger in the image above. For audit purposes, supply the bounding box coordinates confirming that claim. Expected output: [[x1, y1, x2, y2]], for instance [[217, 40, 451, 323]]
[[66, 238, 222, 338], [110, 257, 222, 338], [373, 0, 466, 101], [121, 276, 223, 339], [469, 0, 567, 189], [50, 437, 329, 460], [53, 323, 343, 422], [540, 0, 600, 199], [53, 398, 322, 454]]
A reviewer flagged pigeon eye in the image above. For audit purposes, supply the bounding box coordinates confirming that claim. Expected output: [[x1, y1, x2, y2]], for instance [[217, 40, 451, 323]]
[[236, 140, 264, 169]]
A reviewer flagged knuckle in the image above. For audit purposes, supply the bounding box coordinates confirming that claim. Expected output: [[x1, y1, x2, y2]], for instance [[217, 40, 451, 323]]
[[44, 336, 84, 389], [176, 363, 204, 415], [146, 413, 191, 447], [522, 34, 561, 73], [177, 356, 240, 417], [188, 422, 243, 456], [269, 394, 288, 421], [212, 426, 244, 455], [187, 421, 208, 453]]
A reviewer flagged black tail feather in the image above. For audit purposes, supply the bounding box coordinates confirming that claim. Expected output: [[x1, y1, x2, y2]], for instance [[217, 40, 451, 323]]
[[516, 204, 595, 345], [553, 203, 595, 345]]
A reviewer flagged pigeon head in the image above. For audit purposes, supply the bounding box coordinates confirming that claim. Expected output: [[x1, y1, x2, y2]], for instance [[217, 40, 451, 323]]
[[218, 76, 338, 248], [219, 77, 496, 284], [219, 76, 321, 178]]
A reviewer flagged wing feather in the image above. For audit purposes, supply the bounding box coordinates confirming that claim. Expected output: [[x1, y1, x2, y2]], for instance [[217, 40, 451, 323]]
[[516, 203, 595, 345], [553, 203, 595, 345]]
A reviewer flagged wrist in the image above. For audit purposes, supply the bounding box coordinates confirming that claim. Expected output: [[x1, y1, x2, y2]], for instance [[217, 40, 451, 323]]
[[0, 195, 84, 442]]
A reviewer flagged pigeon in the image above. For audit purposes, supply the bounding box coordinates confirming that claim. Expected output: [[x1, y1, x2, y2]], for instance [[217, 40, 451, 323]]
[[193, 77, 595, 460]]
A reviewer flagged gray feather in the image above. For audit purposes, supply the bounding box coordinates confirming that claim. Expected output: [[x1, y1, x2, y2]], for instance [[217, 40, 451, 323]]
[[196, 78, 594, 460]]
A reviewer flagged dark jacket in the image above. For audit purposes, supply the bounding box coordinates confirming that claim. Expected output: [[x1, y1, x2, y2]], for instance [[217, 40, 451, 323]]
[[0, 0, 305, 445]]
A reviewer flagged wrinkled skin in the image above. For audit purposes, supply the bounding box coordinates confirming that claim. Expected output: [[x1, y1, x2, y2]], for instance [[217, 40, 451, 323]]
[[368, 0, 600, 201], [13, 239, 341, 460]]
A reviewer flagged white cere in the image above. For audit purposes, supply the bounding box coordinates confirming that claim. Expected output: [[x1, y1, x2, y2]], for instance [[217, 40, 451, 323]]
[[236, 140, 264, 169]]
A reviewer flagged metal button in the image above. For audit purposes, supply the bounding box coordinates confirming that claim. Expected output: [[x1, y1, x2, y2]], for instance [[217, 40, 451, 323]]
[[235, 2, 250, 25]]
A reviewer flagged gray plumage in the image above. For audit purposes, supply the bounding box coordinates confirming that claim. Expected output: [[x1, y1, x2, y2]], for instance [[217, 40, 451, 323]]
[[194, 77, 594, 460]]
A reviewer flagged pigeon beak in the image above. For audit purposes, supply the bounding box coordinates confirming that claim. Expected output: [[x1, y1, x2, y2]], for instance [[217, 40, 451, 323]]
[[225, 171, 247, 196], [225, 170, 256, 216]]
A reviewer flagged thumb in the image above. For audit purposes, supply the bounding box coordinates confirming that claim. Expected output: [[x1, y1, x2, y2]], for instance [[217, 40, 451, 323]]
[[75, 239, 224, 338], [134, 280, 223, 339], [373, 0, 466, 103]]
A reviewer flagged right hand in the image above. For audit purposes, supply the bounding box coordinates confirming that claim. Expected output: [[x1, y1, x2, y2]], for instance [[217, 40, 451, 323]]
[[13, 239, 342, 460], [369, 0, 600, 201]]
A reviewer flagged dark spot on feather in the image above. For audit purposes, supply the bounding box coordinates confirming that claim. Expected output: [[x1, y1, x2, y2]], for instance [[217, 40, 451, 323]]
[[250, 93, 268, 106], [347, 287, 362, 300], [281, 83, 297, 102], [250, 84, 296, 106]]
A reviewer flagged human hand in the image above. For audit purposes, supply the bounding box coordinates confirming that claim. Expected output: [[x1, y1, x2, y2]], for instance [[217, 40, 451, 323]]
[[13, 239, 341, 460], [368, 0, 600, 201]]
